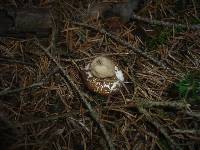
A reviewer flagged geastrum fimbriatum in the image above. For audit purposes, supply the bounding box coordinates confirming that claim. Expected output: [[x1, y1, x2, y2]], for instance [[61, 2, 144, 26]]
[[82, 56, 124, 95]]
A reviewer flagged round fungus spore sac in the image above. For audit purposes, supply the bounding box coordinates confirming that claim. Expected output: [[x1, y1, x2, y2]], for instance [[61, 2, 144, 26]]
[[82, 56, 124, 95]]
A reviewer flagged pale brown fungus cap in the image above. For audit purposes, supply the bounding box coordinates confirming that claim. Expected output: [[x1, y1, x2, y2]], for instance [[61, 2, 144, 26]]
[[90, 56, 115, 78]]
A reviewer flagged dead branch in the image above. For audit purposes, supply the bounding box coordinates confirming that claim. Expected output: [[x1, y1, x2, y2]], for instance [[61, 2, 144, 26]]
[[173, 129, 200, 135], [35, 36, 115, 150], [71, 21, 177, 75], [134, 98, 190, 110], [138, 107, 181, 150], [0, 68, 59, 96], [105, 99, 190, 111], [185, 111, 200, 119], [0, 82, 44, 96], [132, 14, 200, 30]]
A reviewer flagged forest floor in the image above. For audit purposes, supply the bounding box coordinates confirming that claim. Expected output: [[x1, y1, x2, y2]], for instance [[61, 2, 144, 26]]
[[0, 0, 200, 150]]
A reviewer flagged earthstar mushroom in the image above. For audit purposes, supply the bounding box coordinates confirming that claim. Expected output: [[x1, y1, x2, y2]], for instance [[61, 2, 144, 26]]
[[82, 56, 124, 95]]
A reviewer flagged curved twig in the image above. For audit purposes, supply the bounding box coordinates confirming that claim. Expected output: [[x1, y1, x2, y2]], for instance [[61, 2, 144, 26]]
[[132, 14, 200, 30]]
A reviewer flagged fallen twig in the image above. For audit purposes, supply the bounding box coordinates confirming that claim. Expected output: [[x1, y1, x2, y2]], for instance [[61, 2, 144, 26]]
[[108, 99, 190, 110], [71, 21, 177, 75], [134, 98, 190, 110], [0, 82, 44, 96], [173, 129, 200, 135], [138, 107, 181, 150], [0, 56, 34, 67], [130, 96, 184, 149], [132, 14, 200, 30], [0, 68, 59, 96], [185, 111, 200, 119]]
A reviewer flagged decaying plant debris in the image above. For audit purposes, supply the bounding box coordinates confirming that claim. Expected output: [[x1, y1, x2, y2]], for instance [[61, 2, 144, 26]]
[[0, 0, 200, 149]]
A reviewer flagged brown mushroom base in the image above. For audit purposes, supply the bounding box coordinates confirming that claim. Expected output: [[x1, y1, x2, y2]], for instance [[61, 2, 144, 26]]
[[81, 70, 122, 96]]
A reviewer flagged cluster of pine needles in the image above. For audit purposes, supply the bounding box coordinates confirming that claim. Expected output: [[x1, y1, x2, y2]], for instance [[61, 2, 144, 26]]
[[0, 0, 199, 149]]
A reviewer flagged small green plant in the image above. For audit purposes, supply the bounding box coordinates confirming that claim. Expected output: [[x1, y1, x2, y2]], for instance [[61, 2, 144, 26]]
[[157, 135, 171, 150], [146, 28, 171, 50], [190, 17, 200, 24], [146, 27, 183, 50], [175, 72, 200, 104]]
